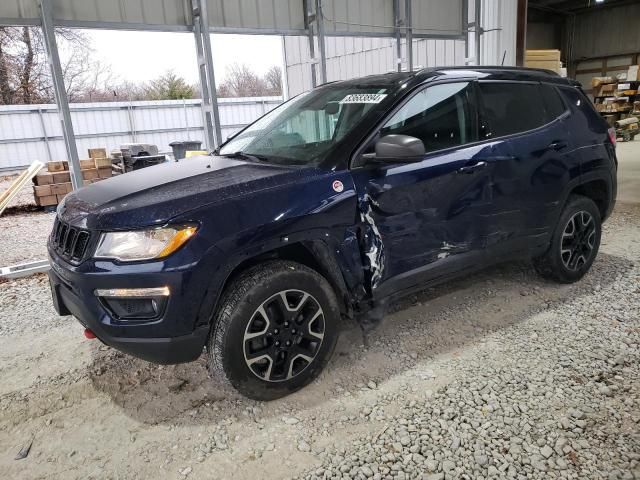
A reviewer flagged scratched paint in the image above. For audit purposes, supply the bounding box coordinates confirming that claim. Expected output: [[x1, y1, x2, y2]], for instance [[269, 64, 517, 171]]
[[359, 195, 385, 290]]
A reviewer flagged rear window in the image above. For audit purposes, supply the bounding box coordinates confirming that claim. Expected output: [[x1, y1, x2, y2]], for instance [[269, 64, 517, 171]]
[[540, 84, 567, 122], [478, 82, 547, 138]]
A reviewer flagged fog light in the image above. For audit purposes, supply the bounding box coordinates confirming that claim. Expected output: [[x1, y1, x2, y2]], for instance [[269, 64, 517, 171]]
[[94, 287, 169, 320], [94, 287, 170, 297]]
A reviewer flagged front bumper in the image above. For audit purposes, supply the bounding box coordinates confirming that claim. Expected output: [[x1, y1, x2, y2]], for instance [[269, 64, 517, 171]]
[[48, 247, 212, 364]]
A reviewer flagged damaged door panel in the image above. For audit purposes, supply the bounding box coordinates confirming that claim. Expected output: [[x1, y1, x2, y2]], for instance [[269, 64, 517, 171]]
[[351, 80, 501, 299], [353, 143, 497, 300]]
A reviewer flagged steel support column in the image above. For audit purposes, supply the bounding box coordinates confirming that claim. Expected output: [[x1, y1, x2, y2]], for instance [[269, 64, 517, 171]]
[[405, 0, 413, 72], [393, 0, 402, 72], [191, 0, 222, 151], [315, 0, 327, 84], [474, 0, 482, 65], [303, 0, 318, 88], [39, 0, 82, 189], [516, 0, 528, 67]]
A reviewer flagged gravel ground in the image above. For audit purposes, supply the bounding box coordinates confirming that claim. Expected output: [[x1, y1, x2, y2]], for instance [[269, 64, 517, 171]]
[[0, 174, 37, 210], [0, 210, 55, 266], [0, 203, 637, 480]]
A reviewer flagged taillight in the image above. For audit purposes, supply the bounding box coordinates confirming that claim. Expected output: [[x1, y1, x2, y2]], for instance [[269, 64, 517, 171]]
[[608, 127, 617, 147]]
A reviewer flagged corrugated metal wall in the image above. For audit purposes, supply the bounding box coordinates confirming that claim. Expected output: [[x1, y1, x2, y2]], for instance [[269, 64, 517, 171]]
[[0, 97, 281, 171], [284, 36, 467, 97], [571, 3, 640, 60], [284, 0, 517, 97], [479, 0, 517, 67]]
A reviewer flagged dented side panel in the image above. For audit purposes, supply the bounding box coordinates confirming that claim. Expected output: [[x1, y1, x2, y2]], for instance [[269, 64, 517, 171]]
[[352, 142, 502, 297]]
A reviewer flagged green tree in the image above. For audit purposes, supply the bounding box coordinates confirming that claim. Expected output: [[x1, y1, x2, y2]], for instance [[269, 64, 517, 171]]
[[144, 70, 195, 100]]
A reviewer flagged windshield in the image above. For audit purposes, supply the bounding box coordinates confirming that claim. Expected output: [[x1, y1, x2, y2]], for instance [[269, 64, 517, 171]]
[[219, 86, 389, 166]]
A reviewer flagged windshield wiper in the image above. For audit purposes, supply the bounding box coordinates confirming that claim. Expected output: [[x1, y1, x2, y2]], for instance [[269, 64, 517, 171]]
[[220, 151, 270, 163]]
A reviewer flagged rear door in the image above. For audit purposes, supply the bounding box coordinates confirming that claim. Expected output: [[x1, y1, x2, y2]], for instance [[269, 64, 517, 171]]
[[476, 81, 574, 254]]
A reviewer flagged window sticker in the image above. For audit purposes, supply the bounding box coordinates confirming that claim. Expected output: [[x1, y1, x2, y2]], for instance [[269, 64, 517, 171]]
[[340, 93, 387, 104]]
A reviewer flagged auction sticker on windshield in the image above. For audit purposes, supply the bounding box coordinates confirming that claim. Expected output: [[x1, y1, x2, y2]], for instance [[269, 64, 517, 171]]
[[340, 93, 387, 104]]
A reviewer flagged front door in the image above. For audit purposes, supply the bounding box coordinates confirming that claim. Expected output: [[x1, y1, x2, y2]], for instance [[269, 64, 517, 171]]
[[351, 81, 498, 299]]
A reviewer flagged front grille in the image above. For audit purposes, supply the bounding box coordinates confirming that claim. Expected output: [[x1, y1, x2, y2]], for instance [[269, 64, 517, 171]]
[[51, 217, 93, 263]]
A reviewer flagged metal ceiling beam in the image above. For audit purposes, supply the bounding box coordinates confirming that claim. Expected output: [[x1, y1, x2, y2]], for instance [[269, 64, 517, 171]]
[[39, 0, 82, 190]]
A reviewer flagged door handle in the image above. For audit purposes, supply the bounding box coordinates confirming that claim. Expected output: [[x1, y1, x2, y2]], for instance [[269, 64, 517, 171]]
[[549, 141, 568, 151], [458, 161, 487, 174]]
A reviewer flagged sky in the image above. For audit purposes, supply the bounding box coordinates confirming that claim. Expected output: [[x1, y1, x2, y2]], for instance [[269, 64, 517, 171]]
[[85, 31, 284, 85]]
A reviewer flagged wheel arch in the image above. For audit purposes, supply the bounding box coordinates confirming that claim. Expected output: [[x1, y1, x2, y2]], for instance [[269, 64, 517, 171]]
[[196, 240, 357, 333], [569, 177, 611, 220]]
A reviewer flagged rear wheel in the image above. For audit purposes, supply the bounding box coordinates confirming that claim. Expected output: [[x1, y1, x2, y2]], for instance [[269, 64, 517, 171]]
[[207, 260, 340, 400], [533, 195, 601, 283]]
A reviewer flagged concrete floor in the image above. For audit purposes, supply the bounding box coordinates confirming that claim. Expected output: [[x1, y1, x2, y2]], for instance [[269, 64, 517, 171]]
[[616, 139, 640, 204]]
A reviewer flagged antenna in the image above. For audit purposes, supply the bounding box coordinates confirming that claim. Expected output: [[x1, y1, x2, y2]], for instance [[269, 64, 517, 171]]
[[501, 50, 507, 66]]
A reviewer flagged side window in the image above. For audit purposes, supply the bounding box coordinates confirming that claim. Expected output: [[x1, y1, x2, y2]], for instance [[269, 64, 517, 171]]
[[380, 82, 476, 153], [478, 82, 547, 138], [540, 84, 567, 122]]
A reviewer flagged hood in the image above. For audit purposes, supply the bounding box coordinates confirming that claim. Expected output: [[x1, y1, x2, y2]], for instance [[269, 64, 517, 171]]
[[59, 155, 313, 230]]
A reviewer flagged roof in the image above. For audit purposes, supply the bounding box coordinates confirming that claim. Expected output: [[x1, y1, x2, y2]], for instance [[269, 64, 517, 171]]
[[324, 66, 573, 90]]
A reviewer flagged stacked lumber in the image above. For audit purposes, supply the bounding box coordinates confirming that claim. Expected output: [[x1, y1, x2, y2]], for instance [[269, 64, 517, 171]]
[[0, 161, 44, 216], [32, 148, 114, 207], [525, 50, 564, 75]]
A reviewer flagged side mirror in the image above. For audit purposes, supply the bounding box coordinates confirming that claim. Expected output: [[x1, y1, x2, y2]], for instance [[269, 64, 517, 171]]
[[374, 134, 425, 162]]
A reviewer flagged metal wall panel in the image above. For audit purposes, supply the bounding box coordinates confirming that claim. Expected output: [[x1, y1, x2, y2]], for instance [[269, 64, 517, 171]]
[[0, 97, 282, 171], [284, 0, 517, 96], [572, 3, 640, 60], [207, 0, 305, 32], [1, 0, 462, 36], [479, 0, 517, 66], [321, 0, 464, 37]]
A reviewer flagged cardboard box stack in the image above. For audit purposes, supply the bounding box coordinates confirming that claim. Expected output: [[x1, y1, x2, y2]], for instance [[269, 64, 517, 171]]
[[525, 50, 564, 75], [32, 148, 113, 207]]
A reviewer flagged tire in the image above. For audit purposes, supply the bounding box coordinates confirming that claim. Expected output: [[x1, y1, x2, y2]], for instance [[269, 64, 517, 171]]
[[533, 195, 602, 283], [207, 260, 340, 401]]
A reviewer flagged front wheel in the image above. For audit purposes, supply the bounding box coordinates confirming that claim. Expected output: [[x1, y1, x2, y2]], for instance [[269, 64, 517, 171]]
[[533, 195, 602, 283], [207, 260, 340, 400]]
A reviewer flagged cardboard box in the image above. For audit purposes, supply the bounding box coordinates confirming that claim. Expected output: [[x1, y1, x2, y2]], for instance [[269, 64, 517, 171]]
[[47, 161, 69, 172], [592, 76, 616, 88], [56, 194, 67, 203], [94, 158, 112, 169], [36, 195, 58, 206], [82, 168, 99, 181], [88, 148, 107, 159], [80, 159, 96, 170], [97, 167, 112, 179], [34, 172, 54, 185], [33, 184, 52, 197], [52, 171, 71, 184], [595, 83, 617, 97]]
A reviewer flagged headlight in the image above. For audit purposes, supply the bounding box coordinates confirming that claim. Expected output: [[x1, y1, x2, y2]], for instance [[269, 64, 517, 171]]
[[94, 225, 197, 261]]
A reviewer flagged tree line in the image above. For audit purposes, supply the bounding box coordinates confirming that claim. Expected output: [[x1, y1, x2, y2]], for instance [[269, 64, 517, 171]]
[[0, 27, 282, 105]]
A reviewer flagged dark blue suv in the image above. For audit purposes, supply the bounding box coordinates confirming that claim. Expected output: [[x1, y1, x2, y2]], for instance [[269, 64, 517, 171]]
[[48, 67, 617, 400]]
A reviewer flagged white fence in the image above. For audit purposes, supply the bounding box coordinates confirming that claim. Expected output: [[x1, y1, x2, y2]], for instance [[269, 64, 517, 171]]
[[0, 96, 283, 172]]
